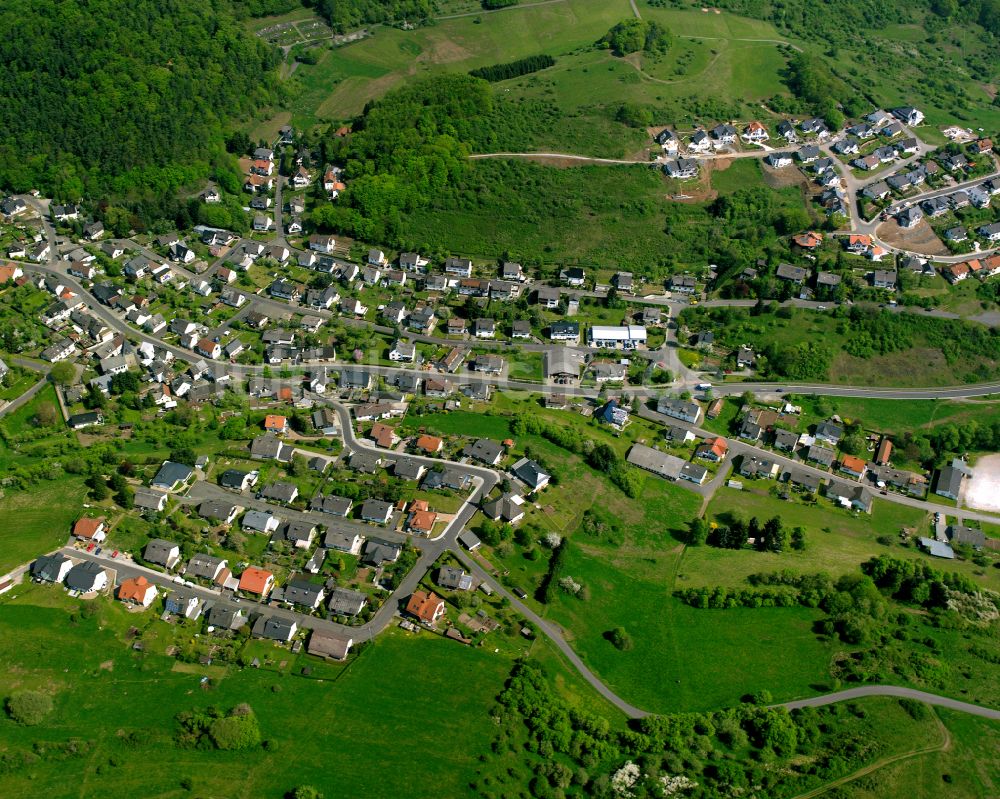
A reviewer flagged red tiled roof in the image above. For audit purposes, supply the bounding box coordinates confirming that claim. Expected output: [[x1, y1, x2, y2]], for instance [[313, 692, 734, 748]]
[[406, 590, 444, 623], [73, 517, 105, 539], [238, 567, 273, 595], [118, 576, 155, 603]]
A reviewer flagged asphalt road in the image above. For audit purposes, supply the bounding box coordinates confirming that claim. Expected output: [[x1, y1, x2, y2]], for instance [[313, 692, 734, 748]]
[[779, 685, 1000, 720], [0, 375, 49, 418]]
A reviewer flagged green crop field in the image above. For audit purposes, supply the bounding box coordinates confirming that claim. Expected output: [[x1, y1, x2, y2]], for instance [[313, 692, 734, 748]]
[[0, 586, 515, 799]]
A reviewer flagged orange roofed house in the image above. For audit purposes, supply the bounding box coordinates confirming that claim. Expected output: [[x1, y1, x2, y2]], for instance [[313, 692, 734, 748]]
[[239, 567, 275, 597], [696, 437, 728, 462], [793, 231, 823, 249], [264, 414, 288, 434], [118, 575, 158, 608], [370, 422, 398, 449], [406, 500, 438, 536], [416, 434, 443, 454], [406, 590, 445, 625], [73, 517, 107, 542], [838, 454, 867, 479], [0, 262, 24, 284], [875, 438, 893, 466]]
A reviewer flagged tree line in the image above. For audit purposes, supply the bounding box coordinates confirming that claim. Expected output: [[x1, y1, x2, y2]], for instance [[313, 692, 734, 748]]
[[470, 54, 555, 83]]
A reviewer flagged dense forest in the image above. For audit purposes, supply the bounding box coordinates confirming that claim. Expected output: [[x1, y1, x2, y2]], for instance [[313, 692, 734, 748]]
[[312, 74, 491, 242], [0, 0, 279, 208], [312, 0, 434, 30]]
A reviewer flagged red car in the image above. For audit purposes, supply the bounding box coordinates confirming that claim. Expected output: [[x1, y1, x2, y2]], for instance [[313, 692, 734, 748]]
[[86, 542, 96, 552], [112, 550, 119, 559]]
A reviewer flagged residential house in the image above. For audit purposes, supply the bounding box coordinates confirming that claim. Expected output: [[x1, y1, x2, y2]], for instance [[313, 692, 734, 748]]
[[663, 159, 698, 179], [657, 397, 702, 424], [826, 482, 873, 512], [838, 454, 867, 479], [806, 444, 836, 467], [815, 421, 843, 445], [696, 437, 728, 462], [361, 538, 402, 566], [626, 444, 685, 481], [463, 438, 505, 466], [73, 516, 107, 542], [560, 267, 586, 287], [186, 554, 229, 584], [260, 482, 299, 504], [198, 499, 240, 525], [406, 590, 446, 625], [482, 493, 525, 524], [31, 553, 73, 584], [144, 539, 181, 569], [327, 587, 368, 617], [536, 286, 560, 308], [361, 499, 394, 524], [118, 576, 158, 608], [510, 457, 550, 492], [151, 461, 194, 491], [65, 562, 109, 594], [220, 469, 258, 491], [238, 567, 275, 597], [776, 263, 808, 284]]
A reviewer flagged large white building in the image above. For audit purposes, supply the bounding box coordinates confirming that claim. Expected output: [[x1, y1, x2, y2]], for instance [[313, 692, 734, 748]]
[[588, 325, 647, 350]]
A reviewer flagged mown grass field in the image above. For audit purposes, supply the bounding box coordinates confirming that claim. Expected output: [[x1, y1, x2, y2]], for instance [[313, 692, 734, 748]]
[[0, 478, 85, 575], [286, 0, 637, 126], [0, 586, 515, 799], [547, 543, 840, 713]]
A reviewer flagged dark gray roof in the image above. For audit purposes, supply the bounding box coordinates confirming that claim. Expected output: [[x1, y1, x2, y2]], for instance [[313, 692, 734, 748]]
[[361, 498, 393, 522], [220, 469, 251, 489], [151, 461, 194, 489], [438, 566, 473, 590], [511, 458, 549, 489], [198, 499, 237, 521], [311, 494, 352, 515], [948, 525, 986, 548], [394, 458, 425, 480], [328, 587, 368, 616], [260, 482, 298, 503], [463, 438, 504, 464], [65, 561, 105, 591], [143, 538, 180, 566], [252, 615, 297, 641], [283, 578, 325, 607], [31, 553, 71, 582], [361, 538, 401, 566], [207, 603, 247, 630], [187, 553, 227, 580]]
